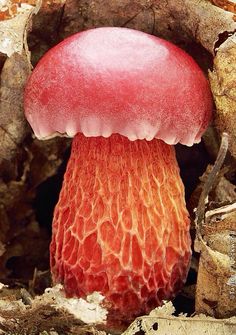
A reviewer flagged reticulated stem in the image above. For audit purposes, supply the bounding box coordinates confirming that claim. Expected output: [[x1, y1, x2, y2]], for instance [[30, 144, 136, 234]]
[[50, 133, 191, 325]]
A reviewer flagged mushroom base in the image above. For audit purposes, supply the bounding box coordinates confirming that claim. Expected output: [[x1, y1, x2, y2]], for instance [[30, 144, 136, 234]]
[[50, 133, 191, 328]]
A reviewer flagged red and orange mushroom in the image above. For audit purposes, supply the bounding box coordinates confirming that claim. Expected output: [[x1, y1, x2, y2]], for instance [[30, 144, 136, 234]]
[[24, 27, 212, 327]]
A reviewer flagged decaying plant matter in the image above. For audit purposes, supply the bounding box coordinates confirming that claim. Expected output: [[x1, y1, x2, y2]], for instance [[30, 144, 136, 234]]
[[194, 133, 236, 318], [210, 35, 236, 158]]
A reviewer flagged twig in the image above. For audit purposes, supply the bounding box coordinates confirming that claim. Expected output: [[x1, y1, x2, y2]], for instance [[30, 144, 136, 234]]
[[195, 132, 229, 237], [20, 288, 33, 306]]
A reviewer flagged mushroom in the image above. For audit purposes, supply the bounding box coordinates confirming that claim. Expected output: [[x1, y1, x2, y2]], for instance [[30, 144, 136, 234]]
[[24, 27, 212, 326]]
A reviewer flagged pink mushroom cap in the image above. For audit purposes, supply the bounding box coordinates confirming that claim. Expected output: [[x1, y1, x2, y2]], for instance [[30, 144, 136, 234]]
[[24, 27, 212, 146]]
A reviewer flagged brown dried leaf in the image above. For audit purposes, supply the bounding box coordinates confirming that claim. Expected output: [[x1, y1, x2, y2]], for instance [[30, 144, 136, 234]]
[[124, 302, 236, 335], [214, 176, 236, 203], [58, 0, 236, 54], [193, 143, 236, 318], [0, 0, 71, 285], [0, 52, 31, 180], [209, 34, 236, 158], [0, 55, 69, 285], [195, 203, 236, 317], [192, 134, 236, 318], [152, 0, 236, 54]]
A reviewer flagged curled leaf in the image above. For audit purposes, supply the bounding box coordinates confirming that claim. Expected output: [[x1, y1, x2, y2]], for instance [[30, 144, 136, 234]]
[[0, 0, 40, 57], [210, 34, 236, 158]]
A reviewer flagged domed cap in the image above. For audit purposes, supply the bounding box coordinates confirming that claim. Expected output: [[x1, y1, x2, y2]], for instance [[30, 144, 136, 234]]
[[24, 27, 212, 146]]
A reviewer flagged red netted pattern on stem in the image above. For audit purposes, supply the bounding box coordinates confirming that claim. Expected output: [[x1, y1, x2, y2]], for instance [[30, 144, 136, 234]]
[[50, 134, 191, 324]]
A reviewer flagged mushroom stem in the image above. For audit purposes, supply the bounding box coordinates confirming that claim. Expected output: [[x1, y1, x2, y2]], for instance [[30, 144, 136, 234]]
[[50, 133, 191, 325]]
